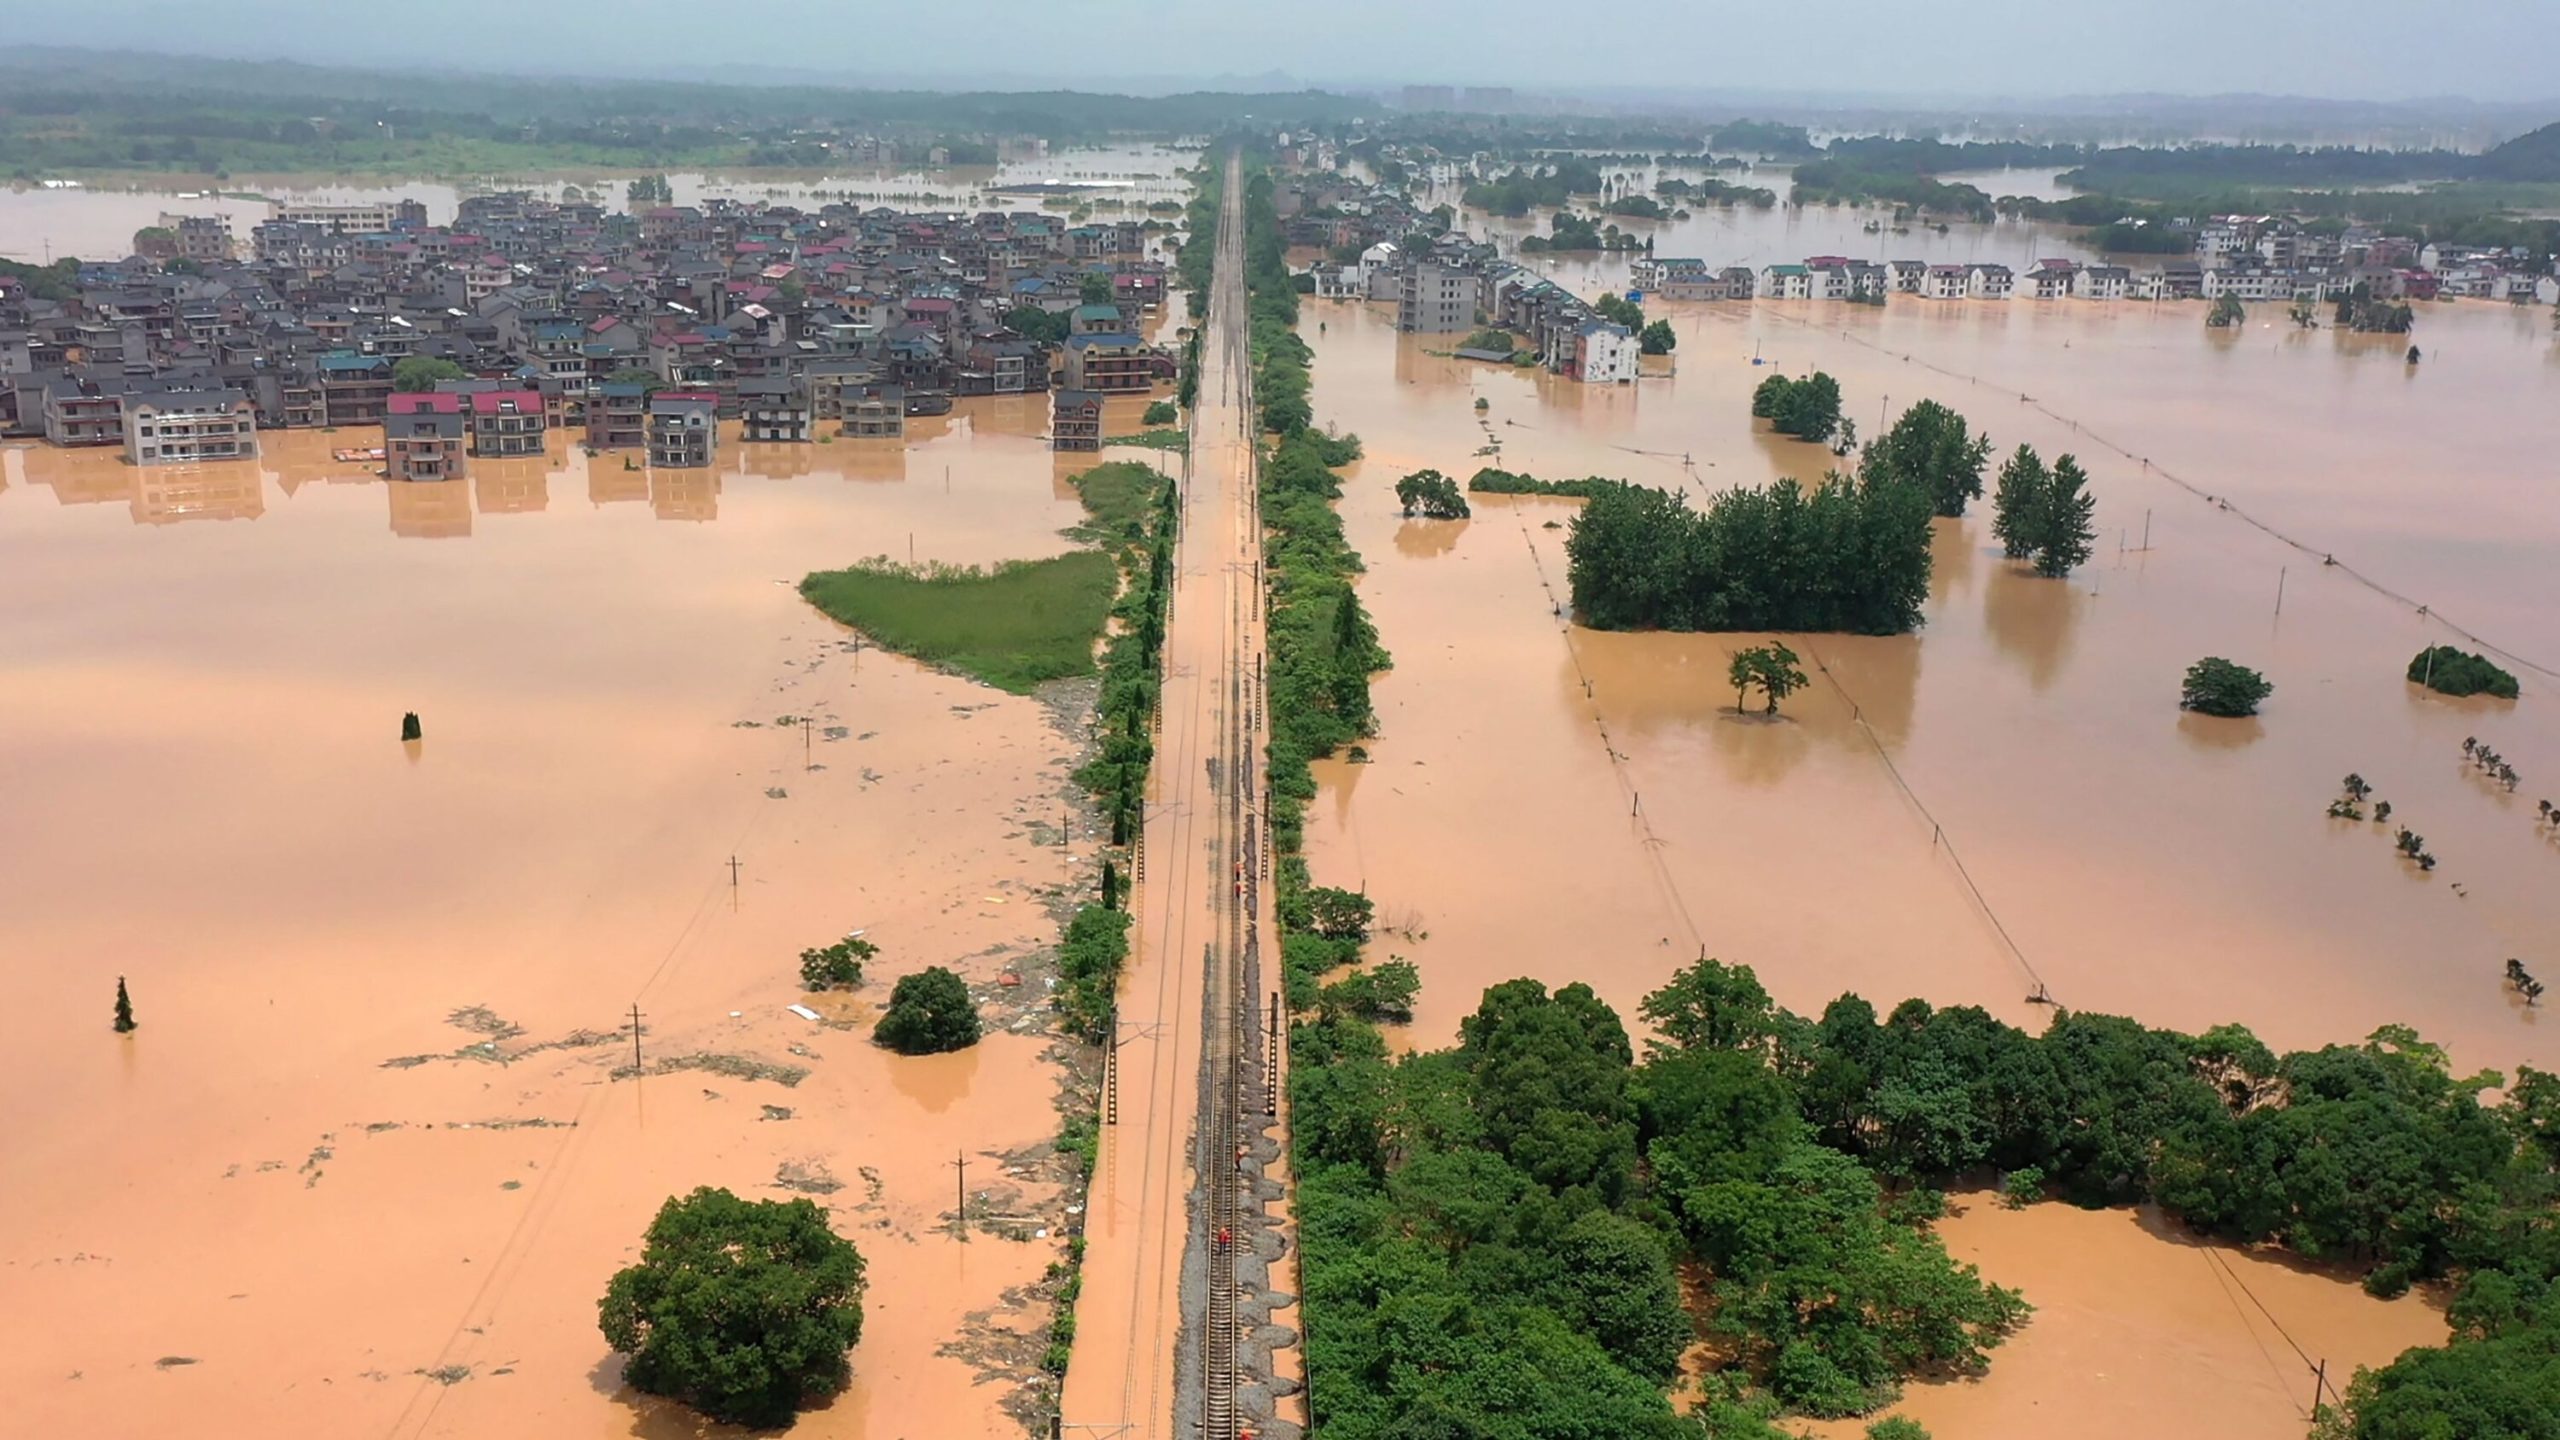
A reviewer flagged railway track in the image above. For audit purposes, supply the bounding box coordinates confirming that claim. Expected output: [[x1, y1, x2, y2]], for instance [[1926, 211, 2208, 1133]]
[[1199, 145, 1256, 1440]]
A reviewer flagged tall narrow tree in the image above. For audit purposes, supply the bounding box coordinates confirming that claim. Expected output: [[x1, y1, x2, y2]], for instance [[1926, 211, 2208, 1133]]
[[2028, 455, 2098, 578], [114, 977, 136, 1033], [1989, 445, 2047, 560]]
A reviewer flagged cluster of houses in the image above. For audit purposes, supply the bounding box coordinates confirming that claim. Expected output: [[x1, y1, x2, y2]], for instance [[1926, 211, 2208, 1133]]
[[0, 191, 1181, 474], [1631, 216, 2560, 309], [1288, 169, 2559, 381]]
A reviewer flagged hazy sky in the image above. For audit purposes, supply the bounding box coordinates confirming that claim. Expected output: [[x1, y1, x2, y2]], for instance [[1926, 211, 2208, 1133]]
[[19, 0, 2560, 103]]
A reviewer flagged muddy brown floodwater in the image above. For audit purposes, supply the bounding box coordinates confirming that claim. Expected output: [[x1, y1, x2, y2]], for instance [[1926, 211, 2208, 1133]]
[[0, 397, 1174, 1437], [1294, 291, 2559, 1435]]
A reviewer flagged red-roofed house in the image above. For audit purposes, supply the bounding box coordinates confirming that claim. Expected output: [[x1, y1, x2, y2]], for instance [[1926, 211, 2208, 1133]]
[[385, 391, 466, 481], [465, 389, 547, 458]]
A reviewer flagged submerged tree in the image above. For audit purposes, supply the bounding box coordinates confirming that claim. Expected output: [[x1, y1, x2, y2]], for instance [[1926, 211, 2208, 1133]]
[[114, 976, 136, 1034], [1393, 468, 1471, 519], [2181, 657, 2273, 717], [873, 966, 981, 1054], [1728, 642, 1809, 716], [598, 1187, 866, 1427], [799, 934, 877, 991], [2207, 294, 2246, 328], [1989, 445, 2047, 560], [2026, 454, 2098, 578], [1859, 399, 1991, 517]]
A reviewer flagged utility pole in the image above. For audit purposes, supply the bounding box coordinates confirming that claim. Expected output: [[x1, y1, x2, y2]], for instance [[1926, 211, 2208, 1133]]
[[630, 1002, 644, 1072], [2275, 565, 2287, 617], [2311, 1359, 2327, 1417], [952, 1151, 969, 1239], [803, 715, 814, 770], [728, 854, 742, 889]]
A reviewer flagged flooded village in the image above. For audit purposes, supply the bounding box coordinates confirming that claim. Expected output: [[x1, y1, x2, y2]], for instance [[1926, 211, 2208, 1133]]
[[5, 39, 2560, 1440]]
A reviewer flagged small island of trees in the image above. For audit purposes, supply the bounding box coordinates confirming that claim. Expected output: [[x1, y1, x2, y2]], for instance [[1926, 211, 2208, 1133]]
[[1751, 371, 1844, 444], [1566, 473, 1931, 634], [2409, 645, 2520, 699]]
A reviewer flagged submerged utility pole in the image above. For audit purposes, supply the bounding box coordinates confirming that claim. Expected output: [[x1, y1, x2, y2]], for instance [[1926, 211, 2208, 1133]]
[[952, 1151, 969, 1238], [630, 1002, 644, 1072]]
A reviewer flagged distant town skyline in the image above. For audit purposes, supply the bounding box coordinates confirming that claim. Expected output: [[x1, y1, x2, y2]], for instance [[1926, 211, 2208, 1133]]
[[16, 0, 2559, 105]]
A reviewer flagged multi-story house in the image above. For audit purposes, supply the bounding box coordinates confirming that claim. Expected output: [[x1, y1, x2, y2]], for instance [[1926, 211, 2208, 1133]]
[[1051, 388, 1102, 451], [738, 378, 811, 442], [159, 213, 236, 263], [1396, 261, 1476, 333], [1968, 264, 2015, 299], [1063, 332, 1153, 393], [646, 391, 719, 468], [317, 351, 395, 425], [1574, 322, 1640, 384], [844, 384, 907, 439], [2022, 261, 2079, 299], [1924, 265, 1971, 300], [124, 387, 259, 466], [1760, 263, 1812, 299], [588, 381, 650, 450], [385, 392, 467, 480], [2075, 266, 2133, 300], [42, 375, 132, 446], [465, 388, 547, 457], [1886, 260, 1930, 294]]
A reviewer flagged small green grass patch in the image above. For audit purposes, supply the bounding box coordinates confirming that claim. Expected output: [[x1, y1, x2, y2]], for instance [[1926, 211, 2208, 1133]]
[[799, 460, 1165, 694], [799, 552, 1119, 694]]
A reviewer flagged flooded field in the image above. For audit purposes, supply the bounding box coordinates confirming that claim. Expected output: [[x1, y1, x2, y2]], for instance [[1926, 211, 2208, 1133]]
[[0, 140, 1200, 259], [0, 399, 1173, 1437], [1802, 1197, 2448, 1440], [1294, 289, 2557, 1431]]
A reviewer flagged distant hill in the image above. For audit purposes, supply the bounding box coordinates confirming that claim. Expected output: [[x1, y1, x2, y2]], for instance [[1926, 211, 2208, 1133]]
[[2476, 121, 2560, 181]]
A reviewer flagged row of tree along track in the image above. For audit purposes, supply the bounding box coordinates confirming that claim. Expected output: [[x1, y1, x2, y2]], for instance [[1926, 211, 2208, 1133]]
[[1060, 146, 1297, 1440]]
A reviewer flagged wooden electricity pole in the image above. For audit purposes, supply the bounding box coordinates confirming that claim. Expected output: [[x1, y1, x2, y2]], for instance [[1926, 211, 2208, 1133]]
[[630, 1002, 644, 1072]]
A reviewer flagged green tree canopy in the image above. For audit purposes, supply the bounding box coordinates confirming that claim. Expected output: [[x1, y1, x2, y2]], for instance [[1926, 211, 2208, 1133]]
[[392, 356, 467, 392], [873, 966, 982, 1054], [1002, 304, 1070, 344], [1726, 642, 1809, 716], [1394, 468, 1471, 520], [1860, 400, 1992, 517], [2025, 454, 2098, 577], [598, 1186, 867, 1427], [1639, 318, 1677, 355], [1752, 371, 1844, 443], [2181, 657, 2274, 717], [1989, 444, 2047, 560]]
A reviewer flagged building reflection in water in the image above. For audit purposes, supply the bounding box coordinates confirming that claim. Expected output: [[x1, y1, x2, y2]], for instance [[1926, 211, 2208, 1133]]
[[134, 462, 266, 525], [474, 458, 551, 516], [838, 438, 907, 484], [651, 466, 720, 522], [589, 456, 651, 507], [388, 477, 473, 539], [734, 442, 816, 480]]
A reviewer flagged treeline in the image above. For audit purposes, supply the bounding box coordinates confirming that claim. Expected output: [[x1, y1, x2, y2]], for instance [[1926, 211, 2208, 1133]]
[[1788, 161, 1996, 220], [1461, 160, 1608, 215], [1240, 155, 1393, 1017], [0, 48, 1378, 151], [1468, 466, 1614, 497], [1655, 175, 1779, 209], [1293, 957, 2560, 1438], [1061, 461, 1180, 1032], [1565, 474, 1932, 634]]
